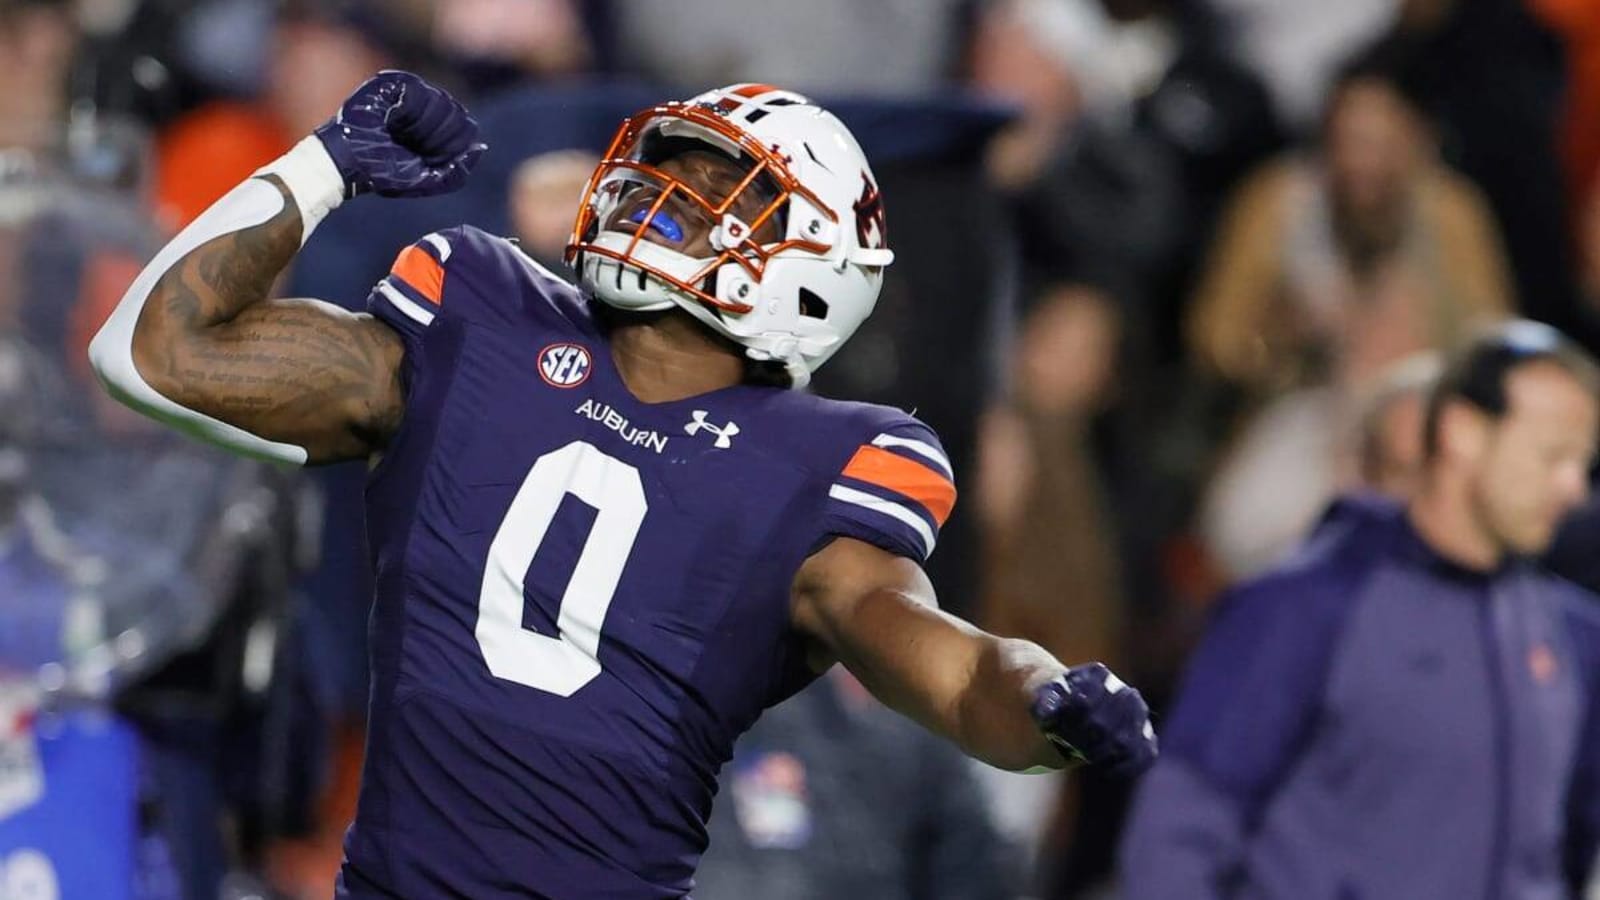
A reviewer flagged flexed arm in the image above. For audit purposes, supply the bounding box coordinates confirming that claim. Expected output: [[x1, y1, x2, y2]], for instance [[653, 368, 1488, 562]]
[[101, 170, 404, 463], [89, 71, 484, 464]]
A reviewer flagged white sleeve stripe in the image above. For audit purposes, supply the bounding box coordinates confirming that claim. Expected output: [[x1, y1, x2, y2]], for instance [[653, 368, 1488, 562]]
[[871, 434, 952, 478], [422, 233, 453, 262], [828, 484, 936, 558], [377, 281, 437, 326], [86, 176, 310, 465]]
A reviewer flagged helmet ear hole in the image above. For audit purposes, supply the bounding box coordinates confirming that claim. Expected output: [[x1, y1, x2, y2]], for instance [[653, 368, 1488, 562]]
[[798, 288, 829, 320]]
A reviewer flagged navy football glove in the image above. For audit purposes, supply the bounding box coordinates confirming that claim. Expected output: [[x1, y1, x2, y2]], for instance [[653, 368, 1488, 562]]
[[313, 70, 486, 199], [1031, 662, 1157, 777]]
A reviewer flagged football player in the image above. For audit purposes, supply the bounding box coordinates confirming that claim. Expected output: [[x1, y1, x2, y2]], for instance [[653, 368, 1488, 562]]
[[89, 72, 1156, 898]]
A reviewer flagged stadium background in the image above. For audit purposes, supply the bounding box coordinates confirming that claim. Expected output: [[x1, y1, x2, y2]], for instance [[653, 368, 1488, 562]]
[[1, 0, 1598, 896]]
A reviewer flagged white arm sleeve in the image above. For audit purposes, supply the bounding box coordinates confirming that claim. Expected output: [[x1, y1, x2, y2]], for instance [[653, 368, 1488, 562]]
[[86, 136, 348, 465]]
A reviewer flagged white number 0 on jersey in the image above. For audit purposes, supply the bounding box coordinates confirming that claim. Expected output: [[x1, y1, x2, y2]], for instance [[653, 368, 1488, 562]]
[[476, 441, 646, 696]]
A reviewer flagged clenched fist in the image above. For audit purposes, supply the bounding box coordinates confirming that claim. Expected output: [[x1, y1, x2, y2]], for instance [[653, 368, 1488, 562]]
[[1032, 662, 1158, 777], [314, 70, 486, 199]]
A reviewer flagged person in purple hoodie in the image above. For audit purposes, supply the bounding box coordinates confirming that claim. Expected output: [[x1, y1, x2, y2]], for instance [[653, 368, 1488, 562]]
[[1120, 319, 1600, 899]]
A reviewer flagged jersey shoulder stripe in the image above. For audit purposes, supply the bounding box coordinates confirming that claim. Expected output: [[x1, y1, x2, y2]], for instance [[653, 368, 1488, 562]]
[[375, 281, 435, 326], [838, 443, 955, 525], [370, 231, 456, 337], [815, 410, 956, 564], [870, 432, 951, 478], [826, 483, 938, 559], [390, 244, 445, 306]]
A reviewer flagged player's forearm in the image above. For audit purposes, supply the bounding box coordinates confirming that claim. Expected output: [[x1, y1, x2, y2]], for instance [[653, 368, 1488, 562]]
[[953, 635, 1069, 771], [824, 588, 1064, 772], [145, 176, 302, 333]]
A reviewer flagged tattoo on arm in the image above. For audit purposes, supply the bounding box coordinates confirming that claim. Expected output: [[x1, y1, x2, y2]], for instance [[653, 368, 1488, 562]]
[[132, 176, 406, 463]]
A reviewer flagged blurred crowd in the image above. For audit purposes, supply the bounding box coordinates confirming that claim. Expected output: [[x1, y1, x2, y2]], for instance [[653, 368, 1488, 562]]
[[3, 0, 1600, 897]]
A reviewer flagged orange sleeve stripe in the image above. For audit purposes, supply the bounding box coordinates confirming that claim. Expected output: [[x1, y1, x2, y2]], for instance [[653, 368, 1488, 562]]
[[841, 445, 956, 525], [390, 245, 445, 305]]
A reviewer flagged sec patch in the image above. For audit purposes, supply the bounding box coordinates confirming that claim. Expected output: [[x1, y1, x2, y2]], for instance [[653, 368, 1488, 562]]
[[538, 343, 592, 388]]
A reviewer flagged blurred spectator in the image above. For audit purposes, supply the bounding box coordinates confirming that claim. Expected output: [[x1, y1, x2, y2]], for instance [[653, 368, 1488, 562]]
[[1189, 42, 1513, 398], [970, 0, 1224, 208], [966, 0, 1280, 203], [969, 0, 1279, 412], [695, 668, 1014, 900], [1188, 42, 1515, 582], [971, 0, 1280, 259], [977, 284, 1124, 673], [430, 0, 593, 93], [1124, 0, 1285, 362], [613, 0, 969, 97], [970, 0, 1120, 192], [1202, 0, 1396, 131], [0, 0, 169, 200], [1195, 386, 1344, 579], [0, 0, 76, 152], [1121, 321, 1600, 899], [155, 3, 395, 228], [1199, 351, 1441, 579], [507, 149, 597, 276]]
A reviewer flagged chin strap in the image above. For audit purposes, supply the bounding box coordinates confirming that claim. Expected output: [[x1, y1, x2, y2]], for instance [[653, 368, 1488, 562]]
[[781, 356, 812, 390], [742, 338, 810, 390]]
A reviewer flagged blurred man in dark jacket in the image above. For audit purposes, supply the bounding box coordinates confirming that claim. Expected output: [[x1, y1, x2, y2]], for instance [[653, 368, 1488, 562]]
[[695, 668, 1015, 900], [1120, 320, 1600, 899]]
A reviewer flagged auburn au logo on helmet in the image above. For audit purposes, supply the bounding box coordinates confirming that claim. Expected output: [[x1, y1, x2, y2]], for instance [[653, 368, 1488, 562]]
[[853, 173, 888, 254]]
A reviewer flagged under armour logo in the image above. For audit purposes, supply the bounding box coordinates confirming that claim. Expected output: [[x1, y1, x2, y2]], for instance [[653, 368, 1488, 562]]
[[685, 410, 740, 448]]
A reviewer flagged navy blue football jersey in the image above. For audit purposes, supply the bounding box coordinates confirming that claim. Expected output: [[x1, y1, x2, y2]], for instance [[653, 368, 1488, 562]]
[[338, 226, 956, 899]]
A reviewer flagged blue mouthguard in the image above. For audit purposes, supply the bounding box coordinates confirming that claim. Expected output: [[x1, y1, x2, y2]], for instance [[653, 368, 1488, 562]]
[[628, 207, 684, 243]]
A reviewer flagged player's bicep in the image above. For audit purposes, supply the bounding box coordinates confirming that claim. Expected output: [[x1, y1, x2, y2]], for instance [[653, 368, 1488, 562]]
[[791, 537, 981, 731], [154, 298, 406, 463]]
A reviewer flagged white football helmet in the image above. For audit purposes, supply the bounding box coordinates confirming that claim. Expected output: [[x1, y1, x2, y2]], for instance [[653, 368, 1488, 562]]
[[566, 84, 895, 389]]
